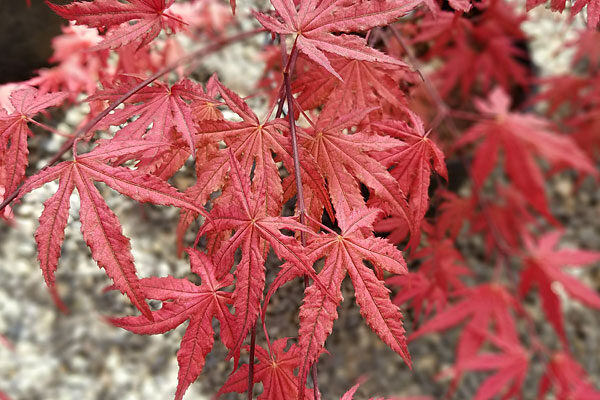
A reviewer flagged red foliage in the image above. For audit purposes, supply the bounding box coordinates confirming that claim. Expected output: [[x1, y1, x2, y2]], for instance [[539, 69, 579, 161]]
[[2, 0, 600, 399]]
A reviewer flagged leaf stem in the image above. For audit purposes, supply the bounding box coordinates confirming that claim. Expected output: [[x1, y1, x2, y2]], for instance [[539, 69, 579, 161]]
[[27, 118, 74, 138], [0, 27, 265, 213], [247, 321, 257, 400]]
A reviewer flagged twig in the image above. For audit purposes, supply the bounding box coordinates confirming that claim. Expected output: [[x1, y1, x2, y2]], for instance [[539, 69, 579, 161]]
[[387, 25, 470, 138], [388, 25, 448, 117], [279, 38, 321, 400]]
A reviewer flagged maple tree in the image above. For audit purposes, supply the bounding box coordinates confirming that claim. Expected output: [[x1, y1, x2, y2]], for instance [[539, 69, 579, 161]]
[[2, 0, 600, 399]]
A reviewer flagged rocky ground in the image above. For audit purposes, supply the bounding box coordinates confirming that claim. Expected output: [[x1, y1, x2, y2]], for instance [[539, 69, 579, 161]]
[[1, 1, 599, 400]]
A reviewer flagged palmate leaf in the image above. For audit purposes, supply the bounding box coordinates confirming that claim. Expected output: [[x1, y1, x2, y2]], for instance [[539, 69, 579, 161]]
[[297, 208, 409, 398], [456, 88, 597, 221], [372, 111, 447, 245], [254, 0, 418, 79], [194, 77, 331, 218], [200, 150, 333, 359], [88, 77, 204, 159], [454, 334, 529, 400], [526, 0, 599, 27], [519, 231, 600, 346], [409, 283, 522, 390], [15, 147, 207, 320], [218, 338, 314, 400], [0, 87, 67, 206], [110, 249, 235, 400], [293, 54, 409, 123], [538, 352, 600, 399], [46, 0, 185, 50], [298, 107, 412, 235]]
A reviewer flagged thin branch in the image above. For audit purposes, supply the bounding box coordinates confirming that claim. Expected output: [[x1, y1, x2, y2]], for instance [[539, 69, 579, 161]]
[[281, 44, 307, 241], [0, 27, 265, 213], [277, 37, 322, 400], [388, 25, 448, 116]]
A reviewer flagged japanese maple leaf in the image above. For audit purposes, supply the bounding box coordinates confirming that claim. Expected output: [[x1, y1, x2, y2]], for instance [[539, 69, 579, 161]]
[[454, 334, 529, 400], [201, 150, 328, 357], [47, 0, 185, 50], [432, 190, 473, 240], [218, 338, 313, 400], [519, 231, 600, 346], [297, 208, 409, 398], [410, 284, 520, 341], [410, 283, 521, 392], [254, 0, 418, 79], [194, 77, 330, 217], [413, 7, 529, 99], [26, 25, 104, 98], [83, 127, 193, 182], [560, 75, 600, 159], [110, 249, 235, 400], [455, 88, 597, 220], [293, 55, 408, 123], [372, 111, 447, 244], [529, 75, 589, 117], [298, 108, 411, 232], [471, 184, 536, 254], [387, 238, 471, 325], [176, 145, 229, 256], [14, 145, 207, 320], [538, 352, 600, 399], [526, 0, 599, 27], [0, 87, 67, 198], [89, 77, 208, 162]]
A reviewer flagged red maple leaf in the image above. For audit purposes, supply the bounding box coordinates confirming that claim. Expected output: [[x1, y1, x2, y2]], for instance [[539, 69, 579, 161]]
[[194, 77, 330, 218], [433, 190, 474, 240], [218, 338, 313, 400], [519, 230, 600, 346], [372, 110, 447, 244], [14, 142, 207, 319], [387, 238, 471, 324], [200, 150, 330, 358], [409, 283, 521, 396], [526, 0, 600, 27], [0, 87, 67, 201], [471, 184, 537, 253], [454, 333, 529, 400], [298, 108, 411, 232], [412, 6, 529, 98], [293, 54, 409, 123], [538, 352, 600, 399], [297, 208, 410, 398], [254, 0, 418, 79], [89, 77, 206, 159], [47, 0, 186, 50], [110, 249, 235, 400], [456, 88, 597, 220]]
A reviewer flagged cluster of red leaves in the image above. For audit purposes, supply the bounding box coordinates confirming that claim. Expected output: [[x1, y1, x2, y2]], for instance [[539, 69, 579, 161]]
[[2, 0, 600, 399]]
